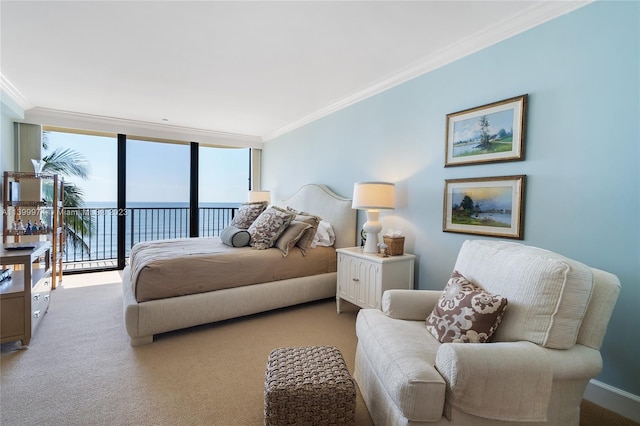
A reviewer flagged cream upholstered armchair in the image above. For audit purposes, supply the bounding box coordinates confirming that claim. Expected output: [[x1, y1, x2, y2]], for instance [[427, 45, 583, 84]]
[[354, 240, 620, 425]]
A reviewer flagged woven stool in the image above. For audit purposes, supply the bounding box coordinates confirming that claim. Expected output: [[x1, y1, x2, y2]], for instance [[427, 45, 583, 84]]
[[264, 345, 356, 426]]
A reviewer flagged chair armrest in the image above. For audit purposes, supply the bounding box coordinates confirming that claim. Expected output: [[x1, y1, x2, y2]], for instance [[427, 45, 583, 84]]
[[381, 289, 441, 320], [435, 341, 602, 422], [436, 341, 553, 421]]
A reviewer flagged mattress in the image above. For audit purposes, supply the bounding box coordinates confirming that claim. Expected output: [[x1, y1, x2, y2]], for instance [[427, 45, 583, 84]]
[[130, 237, 337, 302]]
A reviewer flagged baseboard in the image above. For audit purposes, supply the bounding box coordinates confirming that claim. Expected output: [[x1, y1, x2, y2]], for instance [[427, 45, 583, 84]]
[[584, 379, 640, 423]]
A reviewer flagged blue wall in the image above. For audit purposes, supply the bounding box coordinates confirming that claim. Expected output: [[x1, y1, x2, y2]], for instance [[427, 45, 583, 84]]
[[263, 1, 639, 396]]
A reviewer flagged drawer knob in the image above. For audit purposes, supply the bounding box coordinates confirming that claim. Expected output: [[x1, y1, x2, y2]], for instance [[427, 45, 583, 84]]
[[44, 295, 50, 301], [33, 310, 41, 318], [353, 278, 359, 282], [33, 293, 40, 301]]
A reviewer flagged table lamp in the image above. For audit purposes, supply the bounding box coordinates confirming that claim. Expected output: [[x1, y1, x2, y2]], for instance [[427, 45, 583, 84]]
[[352, 182, 395, 253], [248, 190, 271, 204]]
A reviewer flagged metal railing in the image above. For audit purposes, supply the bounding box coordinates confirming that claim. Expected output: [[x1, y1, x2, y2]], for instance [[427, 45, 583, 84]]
[[63, 206, 238, 266]]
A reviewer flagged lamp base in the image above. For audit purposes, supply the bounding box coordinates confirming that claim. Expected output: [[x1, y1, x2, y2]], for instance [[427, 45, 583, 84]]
[[362, 232, 380, 253], [362, 210, 382, 253]]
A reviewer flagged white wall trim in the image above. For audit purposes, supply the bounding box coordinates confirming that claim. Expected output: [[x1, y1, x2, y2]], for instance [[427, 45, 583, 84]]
[[0, 73, 31, 112], [584, 379, 640, 423], [263, 0, 592, 141], [21, 107, 263, 149], [4, 1, 593, 145]]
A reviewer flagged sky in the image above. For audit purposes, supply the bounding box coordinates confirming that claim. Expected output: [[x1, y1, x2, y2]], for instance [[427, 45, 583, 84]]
[[452, 109, 514, 143], [45, 131, 249, 204], [451, 185, 513, 211]]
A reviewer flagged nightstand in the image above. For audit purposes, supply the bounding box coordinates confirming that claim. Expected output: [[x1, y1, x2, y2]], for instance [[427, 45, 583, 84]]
[[336, 247, 415, 313]]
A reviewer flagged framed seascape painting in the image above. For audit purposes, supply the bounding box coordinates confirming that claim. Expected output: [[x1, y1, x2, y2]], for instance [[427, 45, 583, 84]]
[[443, 175, 526, 239], [445, 94, 527, 167]]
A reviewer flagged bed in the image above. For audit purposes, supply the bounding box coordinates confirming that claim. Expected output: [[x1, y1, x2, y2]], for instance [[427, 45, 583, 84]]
[[122, 184, 356, 346]]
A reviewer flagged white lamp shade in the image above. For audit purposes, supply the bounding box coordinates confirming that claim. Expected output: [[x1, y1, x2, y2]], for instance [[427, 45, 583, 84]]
[[352, 182, 395, 210], [248, 190, 271, 203]]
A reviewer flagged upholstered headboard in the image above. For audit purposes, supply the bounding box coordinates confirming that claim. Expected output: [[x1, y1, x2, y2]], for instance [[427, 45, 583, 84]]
[[280, 184, 356, 249]]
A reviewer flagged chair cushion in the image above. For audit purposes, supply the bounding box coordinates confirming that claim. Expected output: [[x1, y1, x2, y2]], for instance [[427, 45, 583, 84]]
[[426, 270, 507, 343], [454, 240, 594, 349], [355, 309, 445, 422]]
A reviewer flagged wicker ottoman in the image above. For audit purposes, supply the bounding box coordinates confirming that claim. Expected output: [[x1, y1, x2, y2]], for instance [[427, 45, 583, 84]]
[[264, 345, 356, 426]]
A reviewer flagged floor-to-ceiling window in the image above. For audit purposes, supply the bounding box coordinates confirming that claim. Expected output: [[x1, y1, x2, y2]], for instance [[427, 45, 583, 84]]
[[43, 129, 119, 270], [42, 129, 250, 273], [198, 145, 249, 236], [126, 138, 191, 246]]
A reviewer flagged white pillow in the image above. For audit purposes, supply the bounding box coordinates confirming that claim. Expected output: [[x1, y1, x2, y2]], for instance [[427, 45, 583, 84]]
[[311, 221, 336, 247]]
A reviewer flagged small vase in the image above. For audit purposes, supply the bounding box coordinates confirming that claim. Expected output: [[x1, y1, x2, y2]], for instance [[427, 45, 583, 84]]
[[31, 159, 45, 173]]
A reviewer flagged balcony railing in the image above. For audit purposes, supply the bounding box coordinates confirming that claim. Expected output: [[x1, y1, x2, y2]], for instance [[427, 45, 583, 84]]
[[63, 206, 238, 267]]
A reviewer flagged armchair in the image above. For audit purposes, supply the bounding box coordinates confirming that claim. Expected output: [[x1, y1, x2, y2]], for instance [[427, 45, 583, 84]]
[[354, 240, 620, 425]]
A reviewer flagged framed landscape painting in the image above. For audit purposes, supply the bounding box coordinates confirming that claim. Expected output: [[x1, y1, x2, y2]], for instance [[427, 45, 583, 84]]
[[443, 175, 526, 239], [445, 94, 527, 167]]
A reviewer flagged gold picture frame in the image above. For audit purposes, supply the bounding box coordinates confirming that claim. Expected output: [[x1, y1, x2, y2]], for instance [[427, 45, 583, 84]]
[[443, 175, 526, 239], [445, 94, 527, 167]]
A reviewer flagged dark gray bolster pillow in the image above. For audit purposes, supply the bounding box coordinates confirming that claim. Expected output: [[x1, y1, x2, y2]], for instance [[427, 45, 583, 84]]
[[221, 225, 251, 247]]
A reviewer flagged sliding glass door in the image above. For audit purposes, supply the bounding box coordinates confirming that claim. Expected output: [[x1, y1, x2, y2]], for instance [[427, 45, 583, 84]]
[[43, 129, 119, 270], [126, 139, 191, 248], [43, 129, 250, 272], [198, 145, 249, 236]]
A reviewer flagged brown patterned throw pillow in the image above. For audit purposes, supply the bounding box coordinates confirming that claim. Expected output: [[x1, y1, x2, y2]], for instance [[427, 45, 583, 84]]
[[248, 206, 295, 250], [426, 270, 507, 343], [231, 201, 269, 229]]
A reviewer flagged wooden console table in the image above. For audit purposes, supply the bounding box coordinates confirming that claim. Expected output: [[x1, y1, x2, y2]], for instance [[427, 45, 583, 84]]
[[0, 241, 52, 346]]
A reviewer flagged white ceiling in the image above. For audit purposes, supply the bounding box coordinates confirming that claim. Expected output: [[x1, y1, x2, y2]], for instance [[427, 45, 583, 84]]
[[1, 1, 589, 145]]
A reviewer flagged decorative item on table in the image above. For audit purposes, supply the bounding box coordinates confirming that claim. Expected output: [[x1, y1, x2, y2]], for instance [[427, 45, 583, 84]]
[[9, 181, 20, 203], [377, 242, 389, 257], [352, 182, 395, 253], [383, 230, 405, 256], [31, 159, 45, 174], [0, 268, 12, 282], [247, 189, 271, 204]]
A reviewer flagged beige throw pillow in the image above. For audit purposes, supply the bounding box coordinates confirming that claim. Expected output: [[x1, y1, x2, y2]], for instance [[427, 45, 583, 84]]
[[286, 207, 321, 255], [275, 221, 313, 257]]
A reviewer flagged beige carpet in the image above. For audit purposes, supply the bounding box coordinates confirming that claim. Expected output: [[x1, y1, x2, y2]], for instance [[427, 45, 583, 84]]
[[1, 278, 373, 426], [2, 275, 637, 426]]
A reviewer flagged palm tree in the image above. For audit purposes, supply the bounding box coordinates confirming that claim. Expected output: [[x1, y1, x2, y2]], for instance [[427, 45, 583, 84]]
[[41, 132, 93, 255]]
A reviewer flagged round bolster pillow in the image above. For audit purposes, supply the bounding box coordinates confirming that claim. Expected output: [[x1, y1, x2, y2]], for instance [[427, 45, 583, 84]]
[[220, 225, 251, 247]]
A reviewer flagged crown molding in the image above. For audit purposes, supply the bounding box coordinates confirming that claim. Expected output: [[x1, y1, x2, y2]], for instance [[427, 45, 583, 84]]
[[1, 73, 31, 111], [22, 107, 264, 149], [5, 1, 592, 144], [263, 0, 593, 141]]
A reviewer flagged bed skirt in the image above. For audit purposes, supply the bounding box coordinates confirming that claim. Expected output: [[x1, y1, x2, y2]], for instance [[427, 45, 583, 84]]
[[122, 266, 337, 346]]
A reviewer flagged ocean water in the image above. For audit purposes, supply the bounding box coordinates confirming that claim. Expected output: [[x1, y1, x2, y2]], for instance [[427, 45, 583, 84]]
[[64, 201, 240, 262]]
